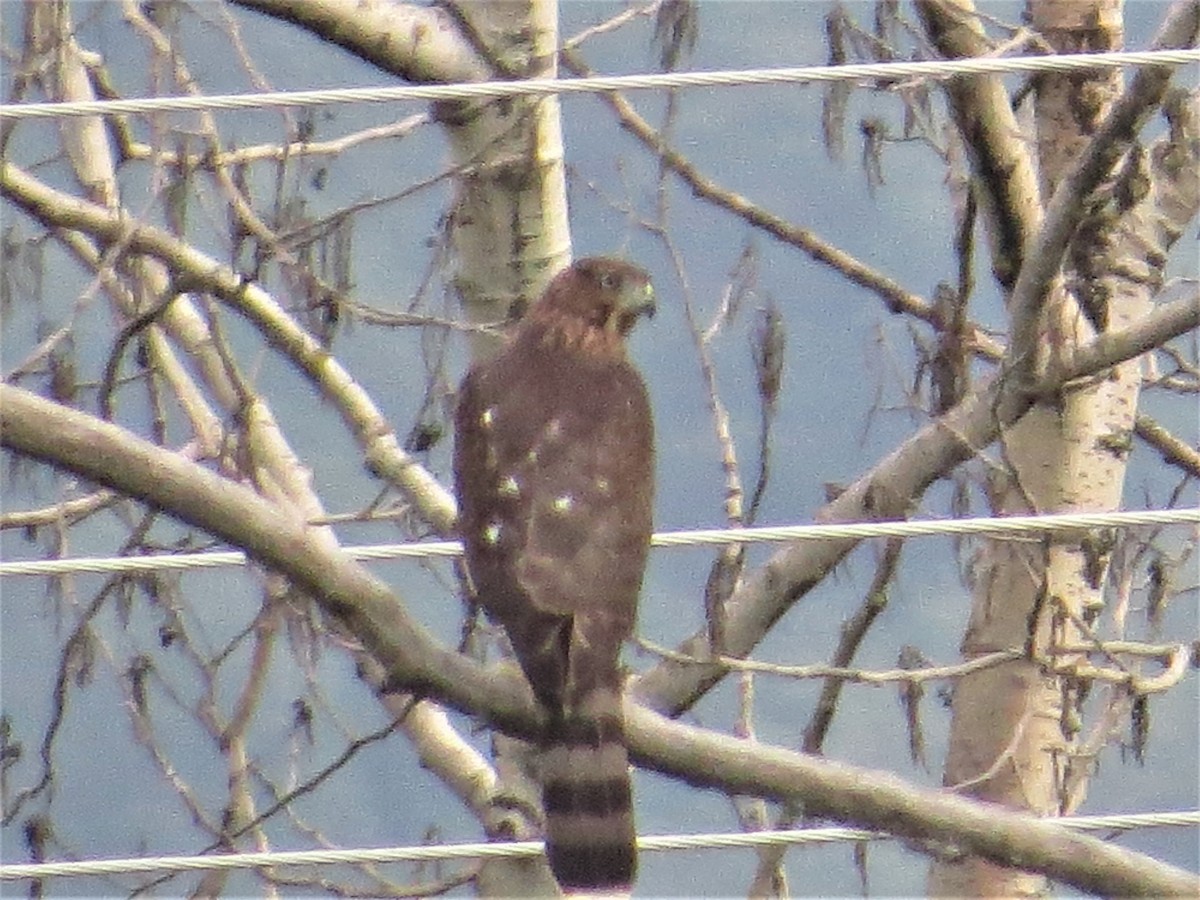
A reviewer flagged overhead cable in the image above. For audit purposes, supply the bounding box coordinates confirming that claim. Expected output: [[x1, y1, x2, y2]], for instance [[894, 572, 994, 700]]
[[2, 810, 1197, 881], [1, 508, 1196, 578], [0, 50, 1195, 121]]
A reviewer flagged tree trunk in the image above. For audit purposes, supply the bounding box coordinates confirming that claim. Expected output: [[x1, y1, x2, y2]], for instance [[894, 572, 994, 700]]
[[930, 1, 1142, 895], [437, 4, 575, 894], [445, 0, 573, 361]]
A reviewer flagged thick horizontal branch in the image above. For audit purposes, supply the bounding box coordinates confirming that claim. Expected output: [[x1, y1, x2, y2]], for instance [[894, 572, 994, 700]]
[[2, 383, 1194, 897], [626, 708, 1198, 898], [0, 384, 506, 724]]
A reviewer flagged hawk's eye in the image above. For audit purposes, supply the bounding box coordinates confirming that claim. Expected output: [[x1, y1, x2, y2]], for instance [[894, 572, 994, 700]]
[[598, 271, 618, 291]]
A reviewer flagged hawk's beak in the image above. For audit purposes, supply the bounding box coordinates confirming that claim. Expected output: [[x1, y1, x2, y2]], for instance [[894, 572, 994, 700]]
[[616, 282, 656, 334], [636, 282, 657, 319]]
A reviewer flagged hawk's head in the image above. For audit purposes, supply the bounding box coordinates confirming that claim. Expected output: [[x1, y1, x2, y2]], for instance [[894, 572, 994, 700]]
[[530, 258, 656, 346]]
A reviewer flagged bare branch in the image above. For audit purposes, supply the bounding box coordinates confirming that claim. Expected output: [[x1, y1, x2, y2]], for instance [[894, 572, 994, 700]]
[[624, 706, 1198, 899], [1008, 0, 1200, 375], [229, 0, 492, 84], [632, 284, 1199, 714], [560, 48, 1006, 362], [0, 162, 458, 535], [915, 0, 1042, 291], [1135, 413, 1200, 477], [2, 384, 1195, 897]]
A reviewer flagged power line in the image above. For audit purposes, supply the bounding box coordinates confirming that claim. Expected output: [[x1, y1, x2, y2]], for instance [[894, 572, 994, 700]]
[[0, 49, 1195, 121], [1, 810, 1196, 882], [1, 508, 1196, 578]]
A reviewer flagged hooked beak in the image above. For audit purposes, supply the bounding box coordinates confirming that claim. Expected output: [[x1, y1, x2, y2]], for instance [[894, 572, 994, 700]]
[[617, 282, 656, 334]]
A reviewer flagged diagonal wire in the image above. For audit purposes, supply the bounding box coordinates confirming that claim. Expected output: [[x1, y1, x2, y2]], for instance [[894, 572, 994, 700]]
[[1, 810, 1197, 881], [0, 508, 1196, 578], [0, 50, 1195, 120]]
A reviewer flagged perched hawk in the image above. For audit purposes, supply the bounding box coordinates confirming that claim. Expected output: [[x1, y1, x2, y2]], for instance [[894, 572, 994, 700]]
[[453, 258, 656, 892]]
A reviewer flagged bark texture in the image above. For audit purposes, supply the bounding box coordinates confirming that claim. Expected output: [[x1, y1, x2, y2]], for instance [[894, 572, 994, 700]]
[[928, 1, 1197, 895]]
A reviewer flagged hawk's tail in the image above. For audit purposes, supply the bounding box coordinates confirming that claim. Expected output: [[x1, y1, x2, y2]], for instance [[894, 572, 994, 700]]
[[541, 686, 636, 892]]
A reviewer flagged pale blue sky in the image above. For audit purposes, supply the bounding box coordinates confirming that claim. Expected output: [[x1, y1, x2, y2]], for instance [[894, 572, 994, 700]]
[[1, 3, 1195, 896]]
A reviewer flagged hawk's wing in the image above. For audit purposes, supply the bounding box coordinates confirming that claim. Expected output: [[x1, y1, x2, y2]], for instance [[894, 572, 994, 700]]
[[455, 344, 652, 704]]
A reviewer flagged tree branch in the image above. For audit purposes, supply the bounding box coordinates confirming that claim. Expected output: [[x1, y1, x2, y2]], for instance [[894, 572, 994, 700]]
[[1135, 412, 1200, 477], [1054, 291, 1200, 384], [2, 383, 1195, 897], [229, 0, 492, 84], [915, 0, 1042, 291], [1008, 0, 1200, 373], [0, 383, 494, 724], [632, 289, 1199, 715], [626, 707, 1198, 899], [560, 48, 1006, 362], [0, 162, 458, 535]]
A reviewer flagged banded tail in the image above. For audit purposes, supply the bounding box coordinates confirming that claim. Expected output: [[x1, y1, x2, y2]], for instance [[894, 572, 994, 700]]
[[540, 686, 636, 893]]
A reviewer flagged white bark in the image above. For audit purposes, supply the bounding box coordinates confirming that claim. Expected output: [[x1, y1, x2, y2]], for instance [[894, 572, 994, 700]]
[[928, 1, 1199, 895]]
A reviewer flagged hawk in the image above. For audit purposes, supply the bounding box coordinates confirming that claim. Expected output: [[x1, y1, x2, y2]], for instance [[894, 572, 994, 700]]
[[453, 258, 656, 892]]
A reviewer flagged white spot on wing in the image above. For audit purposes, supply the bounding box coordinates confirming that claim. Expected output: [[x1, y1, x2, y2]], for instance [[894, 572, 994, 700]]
[[551, 495, 574, 513], [595, 477, 611, 494], [480, 407, 496, 428], [483, 522, 502, 544], [498, 475, 520, 497]]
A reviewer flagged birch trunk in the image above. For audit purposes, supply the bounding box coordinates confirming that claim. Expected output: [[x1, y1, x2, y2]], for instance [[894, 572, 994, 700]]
[[930, 0, 1169, 895]]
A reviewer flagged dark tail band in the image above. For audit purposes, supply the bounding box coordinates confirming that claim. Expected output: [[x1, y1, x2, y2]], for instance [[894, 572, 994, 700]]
[[540, 693, 636, 891]]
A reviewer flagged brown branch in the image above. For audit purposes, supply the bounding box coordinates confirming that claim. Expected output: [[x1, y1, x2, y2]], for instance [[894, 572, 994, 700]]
[[1135, 412, 1200, 477], [748, 536, 905, 895], [559, 48, 1006, 362], [1, 510, 160, 826]]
